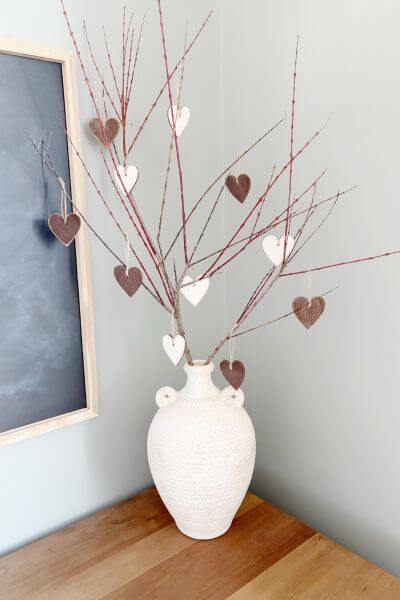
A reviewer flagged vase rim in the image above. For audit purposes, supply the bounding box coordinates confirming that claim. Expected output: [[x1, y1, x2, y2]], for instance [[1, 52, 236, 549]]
[[184, 360, 214, 373]]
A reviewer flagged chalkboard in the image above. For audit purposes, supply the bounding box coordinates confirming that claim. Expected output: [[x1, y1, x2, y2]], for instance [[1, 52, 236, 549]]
[[0, 40, 98, 445]]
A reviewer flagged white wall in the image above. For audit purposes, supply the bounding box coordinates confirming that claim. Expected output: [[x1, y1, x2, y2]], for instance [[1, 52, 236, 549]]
[[0, 0, 222, 554], [220, 0, 400, 577]]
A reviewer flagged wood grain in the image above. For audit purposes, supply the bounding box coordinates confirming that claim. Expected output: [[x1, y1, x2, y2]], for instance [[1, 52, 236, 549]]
[[102, 502, 314, 599], [0, 488, 261, 600], [2, 487, 399, 600], [229, 533, 400, 599]]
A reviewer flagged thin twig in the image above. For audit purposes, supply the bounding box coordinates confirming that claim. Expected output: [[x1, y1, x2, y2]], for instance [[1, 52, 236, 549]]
[[190, 183, 354, 268], [127, 10, 213, 155], [30, 138, 161, 306], [157, 24, 187, 254], [201, 126, 327, 280], [58, 133, 169, 307], [157, 0, 188, 263], [189, 184, 225, 262], [83, 21, 121, 121], [290, 190, 339, 261], [282, 250, 400, 277], [127, 16, 145, 105], [234, 286, 339, 338], [103, 26, 121, 100], [283, 36, 299, 261], [164, 117, 285, 261], [250, 164, 276, 241]]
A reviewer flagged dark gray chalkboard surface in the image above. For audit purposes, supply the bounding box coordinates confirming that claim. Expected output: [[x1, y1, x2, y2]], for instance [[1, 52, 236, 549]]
[[0, 46, 94, 440]]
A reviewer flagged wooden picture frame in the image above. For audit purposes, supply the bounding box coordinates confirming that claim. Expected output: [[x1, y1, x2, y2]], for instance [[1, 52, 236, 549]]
[[0, 39, 98, 446]]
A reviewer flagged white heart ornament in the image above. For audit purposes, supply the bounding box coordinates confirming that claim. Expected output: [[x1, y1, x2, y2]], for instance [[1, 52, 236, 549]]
[[114, 165, 139, 193], [180, 275, 209, 306], [167, 105, 190, 137], [262, 235, 295, 266], [162, 334, 185, 366]]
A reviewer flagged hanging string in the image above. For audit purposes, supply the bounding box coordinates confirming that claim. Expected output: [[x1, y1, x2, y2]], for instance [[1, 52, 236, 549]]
[[175, 73, 180, 107], [170, 309, 176, 338], [228, 323, 239, 370], [58, 177, 67, 223], [307, 266, 312, 306], [125, 231, 130, 276]]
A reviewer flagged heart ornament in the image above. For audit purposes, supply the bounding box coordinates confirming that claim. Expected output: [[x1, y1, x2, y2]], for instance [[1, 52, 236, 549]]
[[48, 213, 81, 246], [114, 165, 139, 193], [220, 360, 245, 390], [167, 105, 190, 137], [180, 275, 209, 306], [225, 174, 251, 203], [114, 265, 142, 297], [89, 117, 120, 146], [292, 296, 326, 329], [262, 235, 295, 266], [162, 334, 185, 366]]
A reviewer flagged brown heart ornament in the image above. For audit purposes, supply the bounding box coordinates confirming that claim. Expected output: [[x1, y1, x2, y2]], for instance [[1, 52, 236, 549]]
[[292, 296, 326, 329], [89, 117, 120, 146], [220, 360, 245, 390], [114, 265, 142, 297], [225, 174, 251, 203], [48, 213, 81, 246]]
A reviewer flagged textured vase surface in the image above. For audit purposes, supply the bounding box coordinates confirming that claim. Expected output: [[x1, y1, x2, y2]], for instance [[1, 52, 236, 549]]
[[147, 361, 256, 540]]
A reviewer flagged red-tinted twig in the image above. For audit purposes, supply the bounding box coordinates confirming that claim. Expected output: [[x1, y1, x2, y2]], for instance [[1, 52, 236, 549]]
[[190, 171, 335, 268], [164, 117, 284, 261], [127, 10, 213, 155], [201, 125, 325, 279], [62, 133, 168, 307], [157, 0, 188, 263], [83, 21, 121, 121], [31, 138, 163, 308], [282, 250, 400, 277], [127, 16, 145, 105], [103, 27, 121, 100], [61, 0, 171, 304], [283, 36, 299, 262], [233, 286, 339, 338]]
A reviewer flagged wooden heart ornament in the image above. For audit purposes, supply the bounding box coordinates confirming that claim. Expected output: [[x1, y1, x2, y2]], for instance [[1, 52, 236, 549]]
[[114, 265, 142, 297], [114, 165, 139, 193], [48, 213, 81, 246], [225, 174, 251, 203], [167, 105, 190, 137], [292, 296, 326, 329], [180, 275, 209, 306], [220, 360, 245, 390], [89, 117, 120, 146], [162, 334, 185, 366], [262, 235, 295, 266]]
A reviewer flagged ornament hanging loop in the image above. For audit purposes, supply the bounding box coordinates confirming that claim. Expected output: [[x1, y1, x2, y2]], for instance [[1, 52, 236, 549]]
[[307, 266, 312, 307], [228, 323, 239, 370], [125, 232, 130, 276], [58, 177, 67, 223]]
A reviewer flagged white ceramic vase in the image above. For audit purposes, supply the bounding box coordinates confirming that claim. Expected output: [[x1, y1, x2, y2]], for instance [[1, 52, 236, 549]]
[[147, 360, 256, 540]]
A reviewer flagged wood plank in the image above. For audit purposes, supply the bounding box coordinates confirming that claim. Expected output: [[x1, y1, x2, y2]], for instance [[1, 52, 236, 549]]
[[0, 487, 171, 600], [229, 533, 400, 599], [102, 501, 314, 600], [1, 489, 262, 600]]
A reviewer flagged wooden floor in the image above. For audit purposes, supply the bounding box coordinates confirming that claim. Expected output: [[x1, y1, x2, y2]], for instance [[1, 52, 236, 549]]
[[1, 487, 400, 599]]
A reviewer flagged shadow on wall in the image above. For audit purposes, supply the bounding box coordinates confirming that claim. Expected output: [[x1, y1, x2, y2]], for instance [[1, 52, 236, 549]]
[[252, 467, 400, 578]]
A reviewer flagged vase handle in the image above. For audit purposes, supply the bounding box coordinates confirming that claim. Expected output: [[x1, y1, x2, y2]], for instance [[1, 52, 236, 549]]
[[155, 386, 178, 408], [221, 386, 244, 408]]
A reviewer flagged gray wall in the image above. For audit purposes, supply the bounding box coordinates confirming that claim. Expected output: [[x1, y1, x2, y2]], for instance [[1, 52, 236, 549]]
[[1, 0, 400, 580], [220, 0, 400, 577]]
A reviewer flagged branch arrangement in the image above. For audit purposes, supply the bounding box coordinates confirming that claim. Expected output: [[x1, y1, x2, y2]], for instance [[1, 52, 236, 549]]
[[37, 1, 400, 386]]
